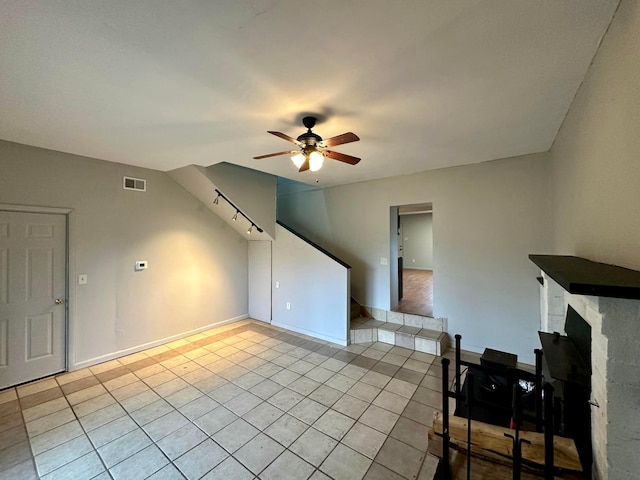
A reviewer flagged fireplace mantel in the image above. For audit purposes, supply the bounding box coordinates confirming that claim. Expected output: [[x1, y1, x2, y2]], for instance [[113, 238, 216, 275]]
[[532, 254, 640, 480], [529, 254, 640, 300]]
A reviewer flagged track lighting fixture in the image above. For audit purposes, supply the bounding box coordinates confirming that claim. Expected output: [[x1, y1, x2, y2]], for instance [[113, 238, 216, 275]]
[[212, 189, 264, 235]]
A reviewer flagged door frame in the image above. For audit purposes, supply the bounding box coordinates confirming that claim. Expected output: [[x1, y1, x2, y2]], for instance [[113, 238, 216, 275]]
[[0, 203, 74, 376], [389, 206, 400, 309], [390, 202, 434, 314]]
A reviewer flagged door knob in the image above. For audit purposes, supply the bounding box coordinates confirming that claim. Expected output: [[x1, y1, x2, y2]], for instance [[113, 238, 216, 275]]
[[55, 298, 65, 305]]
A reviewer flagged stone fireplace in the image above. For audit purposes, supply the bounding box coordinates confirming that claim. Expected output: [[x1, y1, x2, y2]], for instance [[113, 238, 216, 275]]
[[532, 255, 640, 480]]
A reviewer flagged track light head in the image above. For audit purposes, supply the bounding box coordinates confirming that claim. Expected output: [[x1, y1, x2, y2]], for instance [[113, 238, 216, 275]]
[[213, 189, 260, 236]]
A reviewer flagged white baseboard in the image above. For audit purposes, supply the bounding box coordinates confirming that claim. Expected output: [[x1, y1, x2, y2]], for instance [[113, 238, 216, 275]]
[[270, 321, 347, 346], [70, 314, 249, 371]]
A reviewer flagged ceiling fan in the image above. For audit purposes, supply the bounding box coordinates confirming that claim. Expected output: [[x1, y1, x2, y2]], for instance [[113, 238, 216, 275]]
[[253, 116, 361, 172]]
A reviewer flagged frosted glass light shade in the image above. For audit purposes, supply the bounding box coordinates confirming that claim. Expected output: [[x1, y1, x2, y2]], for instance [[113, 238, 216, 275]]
[[309, 151, 324, 171], [291, 152, 305, 168]]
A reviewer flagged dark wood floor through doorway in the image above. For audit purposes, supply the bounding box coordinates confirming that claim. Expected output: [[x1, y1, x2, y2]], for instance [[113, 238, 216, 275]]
[[394, 269, 433, 317]]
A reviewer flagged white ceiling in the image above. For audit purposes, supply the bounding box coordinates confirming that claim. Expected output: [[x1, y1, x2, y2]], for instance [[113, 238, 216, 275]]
[[0, 1, 619, 187]]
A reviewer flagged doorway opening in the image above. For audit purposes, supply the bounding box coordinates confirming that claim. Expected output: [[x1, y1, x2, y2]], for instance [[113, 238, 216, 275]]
[[390, 203, 433, 317]]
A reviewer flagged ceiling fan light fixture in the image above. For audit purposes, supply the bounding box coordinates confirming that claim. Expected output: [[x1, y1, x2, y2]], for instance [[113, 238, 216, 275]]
[[255, 117, 360, 173], [291, 152, 305, 169], [309, 150, 324, 172]]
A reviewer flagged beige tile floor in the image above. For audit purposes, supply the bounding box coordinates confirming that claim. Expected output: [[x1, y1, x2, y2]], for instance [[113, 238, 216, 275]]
[[0, 320, 461, 480]]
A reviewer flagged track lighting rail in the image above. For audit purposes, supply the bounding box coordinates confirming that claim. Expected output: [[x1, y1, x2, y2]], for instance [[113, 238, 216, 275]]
[[212, 189, 264, 234]]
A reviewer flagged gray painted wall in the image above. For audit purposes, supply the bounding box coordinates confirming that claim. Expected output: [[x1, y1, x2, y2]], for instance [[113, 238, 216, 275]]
[[0, 140, 249, 368], [549, 2, 640, 478], [272, 224, 349, 345], [551, 0, 640, 272], [168, 164, 274, 241], [207, 162, 277, 239], [278, 153, 552, 362], [401, 213, 433, 270], [248, 240, 272, 322]]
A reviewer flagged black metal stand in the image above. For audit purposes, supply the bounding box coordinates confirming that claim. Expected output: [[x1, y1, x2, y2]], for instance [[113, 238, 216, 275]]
[[465, 372, 474, 480], [504, 384, 531, 480], [442, 357, 451, 479], [544, 382, 555, 480], [437, 335, 556, 480], [534, 348, 543, 432], [455, 334, 462, 412]]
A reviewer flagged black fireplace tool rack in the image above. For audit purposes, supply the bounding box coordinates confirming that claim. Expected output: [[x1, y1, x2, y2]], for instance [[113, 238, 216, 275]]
[[437, 334, 558, 480]]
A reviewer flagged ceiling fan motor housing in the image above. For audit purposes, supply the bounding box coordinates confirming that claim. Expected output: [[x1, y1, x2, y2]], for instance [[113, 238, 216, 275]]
[[302, 145, 319, 156], [297, 131, 322, 146], [302, 116, 317, 129], [298, 116, 322, 146]]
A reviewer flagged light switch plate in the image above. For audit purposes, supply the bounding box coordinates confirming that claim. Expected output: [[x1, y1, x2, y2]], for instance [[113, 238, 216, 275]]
[[78, 274, 87, 285], [135, 261, 148, 271], [380, 257, 388, 266]]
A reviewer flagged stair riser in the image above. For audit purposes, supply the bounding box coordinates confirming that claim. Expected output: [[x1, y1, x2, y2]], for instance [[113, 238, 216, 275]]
[[363, 307, 447, 332], [349, 327, 448, 356]]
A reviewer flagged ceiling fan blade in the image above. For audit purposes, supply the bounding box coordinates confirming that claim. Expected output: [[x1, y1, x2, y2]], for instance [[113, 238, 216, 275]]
[[253, 151, 293, 159], [268, 131, 304, 146], [319, 132, 360, 148], [298, 158, 310, 172], [324, 150, 361, 165]]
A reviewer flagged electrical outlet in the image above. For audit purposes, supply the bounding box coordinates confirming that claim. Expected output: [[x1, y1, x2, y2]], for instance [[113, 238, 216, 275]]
[[275, 281, 280, 288], [135, 261, 148, 271], [286, 302, 291, 310], [78, 274, 87, 285]]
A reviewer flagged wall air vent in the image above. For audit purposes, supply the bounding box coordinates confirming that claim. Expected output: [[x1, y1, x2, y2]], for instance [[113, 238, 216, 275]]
[[123, 176, 146, 192]]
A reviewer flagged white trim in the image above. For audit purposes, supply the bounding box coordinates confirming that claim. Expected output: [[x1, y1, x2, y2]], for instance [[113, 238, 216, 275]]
[[66, 210, 76, 373], [399, 210, 432, 216], [270, 321, 348, 346], [70, 314, 249, 370], [0, 203, 72, 215]]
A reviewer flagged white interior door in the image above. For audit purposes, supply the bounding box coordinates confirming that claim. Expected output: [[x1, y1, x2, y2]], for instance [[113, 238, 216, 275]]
[[0, 211, 67, 388], [248, 240, 272, 322]]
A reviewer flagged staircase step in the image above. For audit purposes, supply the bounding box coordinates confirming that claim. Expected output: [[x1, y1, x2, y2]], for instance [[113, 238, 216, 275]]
[[350, 317, 448, 356], [350, 299, 362, 321]]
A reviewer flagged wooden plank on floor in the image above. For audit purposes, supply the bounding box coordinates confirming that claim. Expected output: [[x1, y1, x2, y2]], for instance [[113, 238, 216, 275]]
[[428, 432, 584, 479], [431, 412, 582, 472]]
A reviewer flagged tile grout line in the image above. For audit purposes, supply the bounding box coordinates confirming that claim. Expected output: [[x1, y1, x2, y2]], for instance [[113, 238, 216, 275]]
[[4, 320, 450, 480], [10, 389, 39, 479]]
